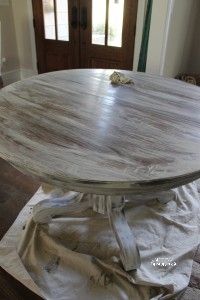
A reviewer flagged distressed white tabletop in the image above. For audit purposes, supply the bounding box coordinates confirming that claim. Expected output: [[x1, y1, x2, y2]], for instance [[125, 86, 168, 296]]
[[0, 69, 200, 194]]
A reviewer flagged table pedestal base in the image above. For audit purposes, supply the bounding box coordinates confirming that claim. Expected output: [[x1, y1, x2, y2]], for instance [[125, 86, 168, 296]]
[[33, 192, 141, 271]]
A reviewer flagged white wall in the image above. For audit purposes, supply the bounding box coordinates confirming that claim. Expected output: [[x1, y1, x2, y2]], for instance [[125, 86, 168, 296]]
[[162, 0, 199, 77], [136, 0, 200, 78], [133, 0, 146, 70], [187, 2, 200, 73], [0, 0, 20, 84], [133, 0, 174, 75], [146, 0, 171, 75], [0, 0, 37, 85], [11, 0, 37, 79], [133, 0, 174, 76]]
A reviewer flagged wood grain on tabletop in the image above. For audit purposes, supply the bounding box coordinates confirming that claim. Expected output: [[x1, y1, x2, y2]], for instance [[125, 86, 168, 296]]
[[0, 69, 200, 194]]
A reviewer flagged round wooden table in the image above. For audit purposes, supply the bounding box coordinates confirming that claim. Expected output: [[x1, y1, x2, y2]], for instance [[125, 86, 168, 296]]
[[0, 69, 200, 271]]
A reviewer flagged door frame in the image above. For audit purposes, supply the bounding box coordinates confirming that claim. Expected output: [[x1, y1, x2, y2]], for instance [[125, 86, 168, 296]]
[[133, 0, 175, 75]]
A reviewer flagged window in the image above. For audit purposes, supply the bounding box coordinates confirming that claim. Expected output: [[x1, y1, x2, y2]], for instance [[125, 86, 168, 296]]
[[42, 0, 69, 41], [92, 0, 124, 47]]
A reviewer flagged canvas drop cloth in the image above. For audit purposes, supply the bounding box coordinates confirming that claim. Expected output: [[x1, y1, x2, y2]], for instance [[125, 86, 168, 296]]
[[0, 182, 200, 300]]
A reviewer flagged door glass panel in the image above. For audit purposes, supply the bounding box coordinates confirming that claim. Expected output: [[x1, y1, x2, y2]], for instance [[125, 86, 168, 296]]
[[108, 0, 124, 47], [92, 0, 106, 45], [56, 0, 69, 41], [42, 0, 56, 40]]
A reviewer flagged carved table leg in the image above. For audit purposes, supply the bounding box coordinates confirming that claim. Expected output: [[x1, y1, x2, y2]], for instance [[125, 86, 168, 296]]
[[33, 191, 87, 223], [106, 196, 141, 271], [156, 190, 176, 204]]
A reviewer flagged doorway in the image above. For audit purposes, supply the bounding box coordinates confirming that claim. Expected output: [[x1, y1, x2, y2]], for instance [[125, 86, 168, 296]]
[[32, 0, 138, 73]]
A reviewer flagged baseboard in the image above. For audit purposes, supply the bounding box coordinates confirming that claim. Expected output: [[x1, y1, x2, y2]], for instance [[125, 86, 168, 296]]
[[1, 68, 38, 86], [20, 68, 38, 80], [1, 69, 21, 86]]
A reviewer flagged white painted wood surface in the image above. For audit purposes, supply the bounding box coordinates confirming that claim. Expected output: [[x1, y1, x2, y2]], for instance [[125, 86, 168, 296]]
[[106, 196, 141, 271], [0, 69, 200, 194]]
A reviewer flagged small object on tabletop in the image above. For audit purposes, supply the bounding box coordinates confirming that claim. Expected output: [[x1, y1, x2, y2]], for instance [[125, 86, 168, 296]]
[[109, 71, 134, 85]]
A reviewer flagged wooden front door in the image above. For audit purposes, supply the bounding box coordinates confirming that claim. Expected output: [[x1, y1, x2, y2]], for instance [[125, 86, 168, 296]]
[[32, 0, 138, 73], [32, 0, 80, 73]]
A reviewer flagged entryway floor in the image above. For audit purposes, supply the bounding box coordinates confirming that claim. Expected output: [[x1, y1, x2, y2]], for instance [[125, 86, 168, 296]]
[[0, 158, 41, 300]]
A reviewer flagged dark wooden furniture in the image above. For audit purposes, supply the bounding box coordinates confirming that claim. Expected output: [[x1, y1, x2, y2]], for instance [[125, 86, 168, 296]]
[[0, 76, 3, 89]]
